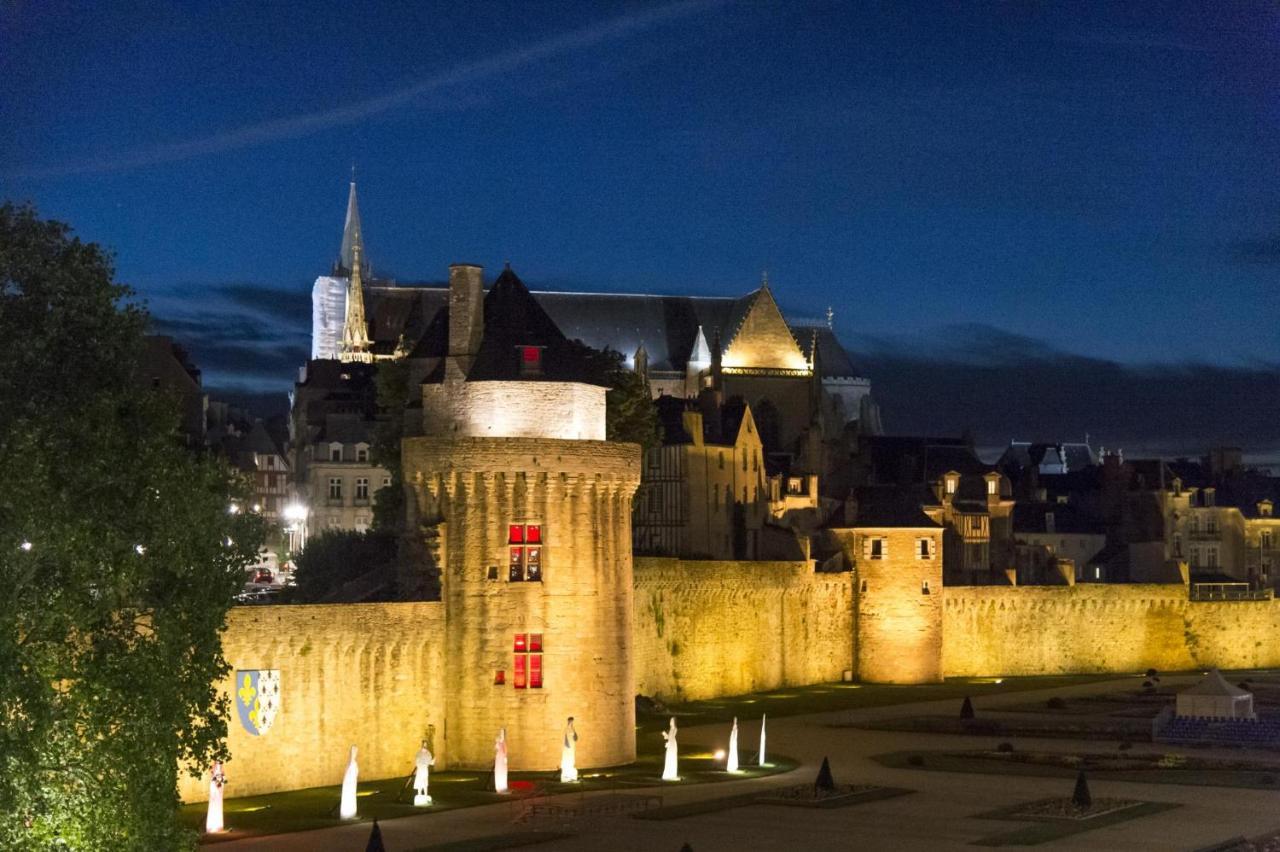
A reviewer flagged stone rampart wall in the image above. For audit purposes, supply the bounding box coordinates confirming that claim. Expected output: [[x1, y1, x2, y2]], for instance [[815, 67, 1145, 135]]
[[179, 602, 445, 803], [633, 557, 853, 702], [942, 585, 1280, 676]]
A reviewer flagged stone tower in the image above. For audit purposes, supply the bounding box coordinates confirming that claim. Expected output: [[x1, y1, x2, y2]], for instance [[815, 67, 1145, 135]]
[[402, 265, 641, 770], [837, 487, 945, 684]]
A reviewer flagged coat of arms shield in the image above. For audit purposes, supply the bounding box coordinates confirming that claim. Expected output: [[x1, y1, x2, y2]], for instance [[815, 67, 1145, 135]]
[[235, 669, 281, 736]]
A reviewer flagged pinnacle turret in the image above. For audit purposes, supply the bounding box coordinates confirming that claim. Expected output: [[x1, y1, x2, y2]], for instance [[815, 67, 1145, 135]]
[[339, 241, 372, 363]]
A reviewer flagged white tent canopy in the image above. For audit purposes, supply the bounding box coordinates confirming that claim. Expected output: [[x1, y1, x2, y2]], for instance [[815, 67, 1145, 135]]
[[1175, 669, 1256, 720]]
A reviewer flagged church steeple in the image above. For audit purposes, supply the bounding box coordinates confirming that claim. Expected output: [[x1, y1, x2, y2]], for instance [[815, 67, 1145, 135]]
[[339, 241, 373, 363], [335, 175, 366, 277]]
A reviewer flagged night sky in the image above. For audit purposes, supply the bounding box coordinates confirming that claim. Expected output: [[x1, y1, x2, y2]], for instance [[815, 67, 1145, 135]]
[[3, 2, 1278, 458]]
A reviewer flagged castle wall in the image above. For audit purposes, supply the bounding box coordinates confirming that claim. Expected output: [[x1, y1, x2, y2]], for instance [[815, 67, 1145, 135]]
[[849, 528, 945, 683], [942, 585, 1280, 676], [633, 557, 853, 702], [420, 380, 606, 440], [404, 437, 640, 772], [179, 602, 445, 803]]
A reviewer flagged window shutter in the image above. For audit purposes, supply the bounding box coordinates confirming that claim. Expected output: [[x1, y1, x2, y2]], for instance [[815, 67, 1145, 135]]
[[928, 537, 937, 559], [881, 538, 889, 560], [862, 537, 872, 560]]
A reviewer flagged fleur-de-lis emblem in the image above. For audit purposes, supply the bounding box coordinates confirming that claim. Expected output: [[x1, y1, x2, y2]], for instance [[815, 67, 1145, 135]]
[[234, 670, 280, 735]]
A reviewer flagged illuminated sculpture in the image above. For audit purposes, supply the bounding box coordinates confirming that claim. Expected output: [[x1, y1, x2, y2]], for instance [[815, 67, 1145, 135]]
[[560, 717, 579, 782], [339, 745, 359, 818], [727, 717, 740, 773], [758, 714, 767, 766], [413, 740, 435, 806], [205, 761, 226, 834], [494, 728, 509, 793], [662, 717, 679, 781]]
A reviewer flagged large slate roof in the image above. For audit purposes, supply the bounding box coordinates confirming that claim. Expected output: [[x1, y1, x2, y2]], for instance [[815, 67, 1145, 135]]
[[356, 276, 864, 380]]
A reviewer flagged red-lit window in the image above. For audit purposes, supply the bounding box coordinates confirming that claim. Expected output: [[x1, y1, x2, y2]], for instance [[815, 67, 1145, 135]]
[[519, 346, 544, 376], [494, 670, 505, 685], [512, 633, 544, 689], [508, 524, 543, 582]]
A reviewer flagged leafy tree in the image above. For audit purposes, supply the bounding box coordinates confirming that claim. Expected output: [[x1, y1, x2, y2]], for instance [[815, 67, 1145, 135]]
[[287, 529, 398, 603], [566, 341, 660, 451], [370, 359, 409, 532], [0, 203, 264, 850]]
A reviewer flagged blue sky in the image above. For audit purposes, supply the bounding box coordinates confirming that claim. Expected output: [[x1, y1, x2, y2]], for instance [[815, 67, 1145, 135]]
[[3, 1, 1278, 454]]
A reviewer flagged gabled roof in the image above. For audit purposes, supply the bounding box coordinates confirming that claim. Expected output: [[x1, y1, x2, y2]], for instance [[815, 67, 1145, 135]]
[[720, 285, 810, 372], [410, 266, 606, 385], [847, 486, 941, 528]]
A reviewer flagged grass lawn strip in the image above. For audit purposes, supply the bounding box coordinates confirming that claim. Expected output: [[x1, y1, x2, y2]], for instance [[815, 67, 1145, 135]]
[[754, 784, 914, 809], [634, 784, 913, 819], [188, 753, 797, 841], [974, 797, 1144, 822], [405, 832, 574, 852], [971, 801, 1179, 847], [873, 750, 1280, 790]]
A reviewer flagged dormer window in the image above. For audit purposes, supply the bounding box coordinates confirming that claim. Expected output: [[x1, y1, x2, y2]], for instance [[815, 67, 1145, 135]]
[[329, 443, 343, 462], [355, 444, 369, 463], [987, 479, 998, 496], [519, 346, 544, 376], [944, 474, 958, 495], [1260, 500, 1274, 518]]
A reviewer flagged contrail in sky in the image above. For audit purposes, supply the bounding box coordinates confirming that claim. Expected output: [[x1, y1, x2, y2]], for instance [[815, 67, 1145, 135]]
[[6, 0, 726, 180]]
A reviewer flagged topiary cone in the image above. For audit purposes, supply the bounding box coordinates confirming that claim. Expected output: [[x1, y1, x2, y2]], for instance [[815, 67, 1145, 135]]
[[814, 756, 836, 794], [365, 819, 387, 852], [1072, 770, 1092, 809], [960, 696, 975, 719]]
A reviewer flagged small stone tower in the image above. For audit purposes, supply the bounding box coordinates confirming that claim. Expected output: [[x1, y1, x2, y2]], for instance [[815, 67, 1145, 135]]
[[837, 487, 945, 683], [402, 265, 640, 770]]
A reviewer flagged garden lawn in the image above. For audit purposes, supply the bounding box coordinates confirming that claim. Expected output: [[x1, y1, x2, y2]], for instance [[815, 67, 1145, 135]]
[[182, 748, 798, 841]]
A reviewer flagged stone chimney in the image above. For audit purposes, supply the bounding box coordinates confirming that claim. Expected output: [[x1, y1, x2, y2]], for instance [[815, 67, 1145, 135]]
[[447, 264, 484, 377]]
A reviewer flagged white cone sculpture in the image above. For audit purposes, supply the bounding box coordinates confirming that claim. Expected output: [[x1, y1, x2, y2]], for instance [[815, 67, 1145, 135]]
[[757, 714, 767, 767], [494, 727, 509, 793], [339, 745, 359, 818], [727, 717, 740, 773], [413, 740, 435, 806], [560, 717, 579, 782], [662, 717, 679, 781], [205, 761, 226, 834]]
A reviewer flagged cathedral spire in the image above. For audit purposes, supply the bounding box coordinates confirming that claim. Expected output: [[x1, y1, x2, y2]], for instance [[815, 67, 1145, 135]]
[[336, 177, 365, 276], [339, 241, 373, 363]]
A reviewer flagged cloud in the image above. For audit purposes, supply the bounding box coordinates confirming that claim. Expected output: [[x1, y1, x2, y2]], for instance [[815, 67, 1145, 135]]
[[216, 283, 313, 324], [1229, 234, 1280, 265], [6, 0, 727, 180], [850, 323, 1280, 458]]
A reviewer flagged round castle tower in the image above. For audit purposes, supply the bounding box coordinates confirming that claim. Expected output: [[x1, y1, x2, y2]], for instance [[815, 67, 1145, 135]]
[[402, 264, 641, 770]]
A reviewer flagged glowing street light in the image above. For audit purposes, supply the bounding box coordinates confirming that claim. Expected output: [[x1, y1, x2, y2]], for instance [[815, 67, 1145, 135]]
[[19, 541, 32, 552]]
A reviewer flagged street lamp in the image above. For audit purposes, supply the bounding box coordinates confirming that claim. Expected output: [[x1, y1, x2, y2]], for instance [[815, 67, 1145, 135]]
[[283, 501, 309, 553]]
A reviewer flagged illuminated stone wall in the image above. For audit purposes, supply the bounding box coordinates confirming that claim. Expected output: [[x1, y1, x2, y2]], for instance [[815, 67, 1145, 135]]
[[420, 379, 606, 440], [633, 557, 854, 702], [179, 602, 445, 803], [404, 437, 641, 772], [942, 585, 1280, 676], [847, 527, 945, 683]]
